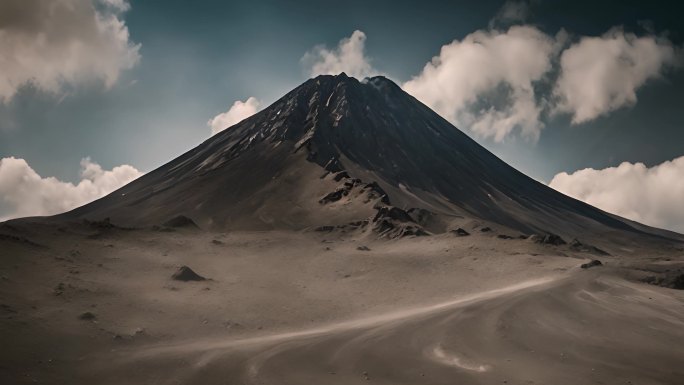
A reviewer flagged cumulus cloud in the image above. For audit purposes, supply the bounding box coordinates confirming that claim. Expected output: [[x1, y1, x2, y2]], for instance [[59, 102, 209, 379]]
[[403, 26, 555, 142], [208, 97, 261, 135], [0, 157, 142, 220], [553, 29, 679, 124], [302, 30, 378, 79], [549, 156, 684, 234], [0, 0, 141, 102]]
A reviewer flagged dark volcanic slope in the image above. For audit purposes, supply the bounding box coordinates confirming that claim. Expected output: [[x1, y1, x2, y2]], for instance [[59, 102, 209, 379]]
[[60, 74, 678, 239]]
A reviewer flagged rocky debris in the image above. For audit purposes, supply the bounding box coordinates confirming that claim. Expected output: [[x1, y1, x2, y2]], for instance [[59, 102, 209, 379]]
[[314, 220, 370, 233], [407, 208, 430, 221], [373, 206, 413, 223], [346, 220, 369, 229], [399, 225, 429, 237], [54, 283, 66, 296], [333, 171, 349, 182], [371, 205, 429, 239], [319, 173, 389, 205], [373, 220, 428, 238], [641, 271, 684, 290], [480, 227, 492, 232], [497, 234, 514, 240], [0, 233, 44, 248], [83, 218, 115, 229], [317, 171, 425, 238], [581, 260, 603, 269], [451, 228, 470, 236], [319, 188, 348, 204], [171, 266, 207, 282], [211, 239, 224, 245], [569, 239, 609, 255], [357, 245, 371, 251], [163, 215, 198, 229], [78, 311, 96, 321], [363, 182, 390, 204], [530, 233, 566, 246]]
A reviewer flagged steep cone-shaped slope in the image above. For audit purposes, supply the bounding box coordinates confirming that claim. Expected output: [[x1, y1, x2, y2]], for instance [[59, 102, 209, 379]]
[[62, 74, 679, 239]]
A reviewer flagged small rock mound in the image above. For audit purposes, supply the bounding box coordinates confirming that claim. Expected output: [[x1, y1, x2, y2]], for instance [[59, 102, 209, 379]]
[[319, 176, 389, 205], [569, 239, 610, 255], [83, 217, 116, 229], [172, 266, 206, 281], [163, 215, 198, 229], [581, 260, 603, 269], [451, 228, 470, 236], [79, 311, 96, 320], [530, 233, 566, 245], [372, 206, 428, 238], [641, 273, 684, 290]]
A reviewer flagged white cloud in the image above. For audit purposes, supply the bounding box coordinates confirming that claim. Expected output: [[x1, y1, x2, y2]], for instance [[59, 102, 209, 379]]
[[0, 157, 142, 220], [553, 28, 679, 124], [302, 30, 378, 79], [99, 0, 130, 12], [403, 26, 555, 142], [0, 0, 141, 102], [549, 156, 684, 234], [207, 97, 261, 135]]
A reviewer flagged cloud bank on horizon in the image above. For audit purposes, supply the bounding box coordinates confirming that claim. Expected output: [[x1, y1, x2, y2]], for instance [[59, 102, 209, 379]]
[[0, 157, 142, 220], [550, 156, 684, 234], [0, 0, 141, 102]]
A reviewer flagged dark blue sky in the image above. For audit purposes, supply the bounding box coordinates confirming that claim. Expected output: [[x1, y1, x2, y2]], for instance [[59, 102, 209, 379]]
[[1, 0, 683, 184]]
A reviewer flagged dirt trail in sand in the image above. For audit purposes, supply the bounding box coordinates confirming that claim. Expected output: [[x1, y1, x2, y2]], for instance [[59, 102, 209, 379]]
[[93, 269, 684, 385]]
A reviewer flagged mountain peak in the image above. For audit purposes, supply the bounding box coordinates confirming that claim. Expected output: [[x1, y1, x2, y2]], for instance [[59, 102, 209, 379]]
[[62, 75, 665, 241]]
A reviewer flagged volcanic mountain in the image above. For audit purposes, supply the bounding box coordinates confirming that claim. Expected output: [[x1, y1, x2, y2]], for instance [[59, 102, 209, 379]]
[[3, 74, 684, 385], [62, 73, 679, 240]]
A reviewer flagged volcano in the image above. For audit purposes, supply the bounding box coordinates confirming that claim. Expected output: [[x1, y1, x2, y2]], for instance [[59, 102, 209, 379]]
[[63, 73, 677, 241], [3, 74, 684, 385]]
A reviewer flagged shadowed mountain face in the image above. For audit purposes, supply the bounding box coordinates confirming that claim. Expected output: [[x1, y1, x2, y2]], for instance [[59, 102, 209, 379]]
[[60, 74, 678, 239]]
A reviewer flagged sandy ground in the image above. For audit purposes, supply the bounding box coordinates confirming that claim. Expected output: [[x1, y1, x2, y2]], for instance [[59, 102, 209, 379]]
[[1, 221, 683, 384]]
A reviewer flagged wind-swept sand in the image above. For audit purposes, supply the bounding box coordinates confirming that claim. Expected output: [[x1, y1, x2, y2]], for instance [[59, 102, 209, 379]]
[[1, 221, 683, 384]]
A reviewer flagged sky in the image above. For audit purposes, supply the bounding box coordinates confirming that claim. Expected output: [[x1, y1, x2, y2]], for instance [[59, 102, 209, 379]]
[[1, 0, 683, 232]]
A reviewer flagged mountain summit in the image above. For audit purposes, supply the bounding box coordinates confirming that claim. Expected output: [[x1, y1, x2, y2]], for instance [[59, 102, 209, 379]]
[[63, 74, 676, 239]]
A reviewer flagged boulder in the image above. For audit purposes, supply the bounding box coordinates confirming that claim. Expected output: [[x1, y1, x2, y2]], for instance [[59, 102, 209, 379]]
[[451, 228, 470, 236], [172, 266, 206, 282], [163, 215, 198, 229], [531, 233, 566, 246], [569, 238, 609, 255], [581, 260, 603, 269]]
